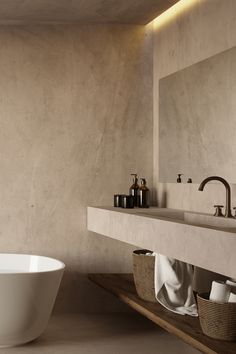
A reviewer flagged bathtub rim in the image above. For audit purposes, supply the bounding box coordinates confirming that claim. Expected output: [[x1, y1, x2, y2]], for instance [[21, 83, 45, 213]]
[[0, 253, 65, 274]]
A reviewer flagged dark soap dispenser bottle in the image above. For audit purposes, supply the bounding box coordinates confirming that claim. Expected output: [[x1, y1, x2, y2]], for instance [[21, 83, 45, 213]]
[[129, 174, 139, 207], [177, 174, 183, 183], [139, 178, 150, 208]]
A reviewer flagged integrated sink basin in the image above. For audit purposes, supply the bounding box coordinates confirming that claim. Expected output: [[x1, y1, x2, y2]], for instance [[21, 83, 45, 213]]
[[136, 208, 235, 231], [135, 208, 236, 231], [184, 211, 236, 231], [135, 208, 184, 222]]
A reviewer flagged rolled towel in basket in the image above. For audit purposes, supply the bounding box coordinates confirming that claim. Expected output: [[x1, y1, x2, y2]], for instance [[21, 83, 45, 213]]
[[228, 292, 236, 303], [209, 281, 230, 302], [154, 253, 198, 317]]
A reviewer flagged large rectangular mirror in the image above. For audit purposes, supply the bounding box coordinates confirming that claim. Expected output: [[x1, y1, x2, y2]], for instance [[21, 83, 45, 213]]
[[159, 46, 236, 183]]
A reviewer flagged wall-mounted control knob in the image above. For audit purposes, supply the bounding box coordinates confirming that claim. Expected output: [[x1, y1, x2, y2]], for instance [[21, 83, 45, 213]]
[[233, 207, 236, 218], [214, 205, 224, 217], [177, 174, 183, 183]]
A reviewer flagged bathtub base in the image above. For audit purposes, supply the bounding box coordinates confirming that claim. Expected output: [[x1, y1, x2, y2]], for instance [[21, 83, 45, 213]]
[[0, 253, 65, 348]]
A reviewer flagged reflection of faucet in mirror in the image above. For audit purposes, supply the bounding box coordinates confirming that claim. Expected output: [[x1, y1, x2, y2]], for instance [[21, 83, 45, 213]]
[[198, 176, 233, 218]]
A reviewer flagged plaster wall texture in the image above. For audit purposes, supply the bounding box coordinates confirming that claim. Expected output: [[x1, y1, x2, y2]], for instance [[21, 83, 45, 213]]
[[159, 46, 236, 184], [153, 0, 236, 213], [153, 0, 236, 286], [0, 24, 153, 312]]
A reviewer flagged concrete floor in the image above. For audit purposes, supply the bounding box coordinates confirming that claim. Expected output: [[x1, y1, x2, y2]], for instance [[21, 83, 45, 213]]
[[3, 313, 200, 354]]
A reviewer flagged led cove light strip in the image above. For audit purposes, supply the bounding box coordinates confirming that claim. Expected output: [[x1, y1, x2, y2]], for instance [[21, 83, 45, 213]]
[[152, 0, 200, 28]]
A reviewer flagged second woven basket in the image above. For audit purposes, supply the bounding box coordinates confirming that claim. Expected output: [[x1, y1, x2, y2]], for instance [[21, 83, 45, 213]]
[[197, 292, 236, 341]]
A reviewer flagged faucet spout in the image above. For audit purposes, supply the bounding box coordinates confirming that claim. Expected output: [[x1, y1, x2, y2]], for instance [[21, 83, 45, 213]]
[[198, 176, 233, 218]]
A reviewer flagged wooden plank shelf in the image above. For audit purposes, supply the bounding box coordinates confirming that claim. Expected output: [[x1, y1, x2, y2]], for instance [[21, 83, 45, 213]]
[[88, 273, 236, 354]]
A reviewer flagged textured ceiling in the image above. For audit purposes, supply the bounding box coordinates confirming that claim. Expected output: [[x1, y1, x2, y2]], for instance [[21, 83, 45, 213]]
[[0, 0, 179, 25]]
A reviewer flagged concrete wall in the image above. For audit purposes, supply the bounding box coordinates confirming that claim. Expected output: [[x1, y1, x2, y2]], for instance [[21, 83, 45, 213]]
[[0, 24, 153, 312], [2, 0, 232, 312], [153, 0, 236, 213], [153, 0, 236, 287], [158, 46, 236, 184]]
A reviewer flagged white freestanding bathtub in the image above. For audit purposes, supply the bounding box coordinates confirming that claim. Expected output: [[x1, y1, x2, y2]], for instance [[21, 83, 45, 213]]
[[0, 253, 65, 347]]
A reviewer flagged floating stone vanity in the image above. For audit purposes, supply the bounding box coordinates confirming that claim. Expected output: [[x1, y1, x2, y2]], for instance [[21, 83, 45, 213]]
[[87, 206, 236, 279]]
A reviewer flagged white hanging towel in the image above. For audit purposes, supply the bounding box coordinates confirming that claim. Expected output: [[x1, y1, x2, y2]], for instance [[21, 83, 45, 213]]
[[154, 253, 198, 317]]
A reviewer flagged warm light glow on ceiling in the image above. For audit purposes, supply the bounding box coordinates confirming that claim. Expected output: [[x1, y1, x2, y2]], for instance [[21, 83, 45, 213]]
[[152, 0, 199, 29]]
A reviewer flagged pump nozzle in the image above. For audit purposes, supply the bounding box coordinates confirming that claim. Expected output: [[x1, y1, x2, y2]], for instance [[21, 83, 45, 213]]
[[177, 174, 183, 183], [140, 178, 146, 185], [131, 173, 138, 184]]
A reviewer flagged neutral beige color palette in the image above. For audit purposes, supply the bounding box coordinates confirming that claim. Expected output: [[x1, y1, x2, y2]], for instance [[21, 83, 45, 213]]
[[152, 0, 236, 287], [0, 0, 235, 316], [159, 46, 236, 183], [0, 24, 153, 312], [0, 0, 179, 25], [154, 0, 236, 210]]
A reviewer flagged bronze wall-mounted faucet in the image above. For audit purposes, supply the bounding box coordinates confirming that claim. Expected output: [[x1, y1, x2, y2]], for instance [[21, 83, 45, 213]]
[[198, 176, 233, 218]]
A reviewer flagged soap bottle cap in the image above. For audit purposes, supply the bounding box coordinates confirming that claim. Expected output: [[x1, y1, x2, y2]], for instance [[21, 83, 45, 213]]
[[131, 173, 139, 187], [177, 174, 183, 183], [140, 178, 146, 185], [140, 178, 149, 190]]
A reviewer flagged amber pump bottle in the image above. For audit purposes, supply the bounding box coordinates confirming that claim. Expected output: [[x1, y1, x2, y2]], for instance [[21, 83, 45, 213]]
[[129, 174, 140, 207], [139, 178, 149, 208]]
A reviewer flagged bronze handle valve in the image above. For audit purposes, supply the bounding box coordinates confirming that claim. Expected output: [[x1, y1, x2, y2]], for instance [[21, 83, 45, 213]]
[[214, 205, 224, 217], [233, 207, 236, 218]]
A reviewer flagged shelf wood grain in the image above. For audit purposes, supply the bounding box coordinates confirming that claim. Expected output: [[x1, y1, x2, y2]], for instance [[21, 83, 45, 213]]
[[88, 273, 236, 354]]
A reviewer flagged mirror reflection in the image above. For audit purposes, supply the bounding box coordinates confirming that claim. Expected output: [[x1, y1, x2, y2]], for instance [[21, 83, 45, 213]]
[[159, 46, 236, 183]]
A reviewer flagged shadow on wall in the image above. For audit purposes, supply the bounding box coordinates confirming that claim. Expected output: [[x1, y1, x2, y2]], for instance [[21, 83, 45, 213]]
[[193, 267, 227, 294], [54, 271, 131, 313], [160, 188, 167, 208], [155, 184, 167, 207], [151, 184, 167, 207]]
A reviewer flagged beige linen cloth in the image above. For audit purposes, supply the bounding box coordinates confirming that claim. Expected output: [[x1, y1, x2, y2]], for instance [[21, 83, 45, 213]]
[[154, 253, 198, 317]]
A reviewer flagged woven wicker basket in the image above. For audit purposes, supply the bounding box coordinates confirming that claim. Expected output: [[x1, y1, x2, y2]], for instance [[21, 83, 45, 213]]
[[197, 293, 236, 341], [133, 249, 156, 303]]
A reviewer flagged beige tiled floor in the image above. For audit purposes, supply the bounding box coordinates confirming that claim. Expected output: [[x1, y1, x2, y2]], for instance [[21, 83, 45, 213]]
[[3, 313, 200, 354]]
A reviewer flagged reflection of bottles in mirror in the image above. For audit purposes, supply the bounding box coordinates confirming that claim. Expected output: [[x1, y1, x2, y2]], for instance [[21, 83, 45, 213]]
[[129, 174, 140, 207], [139, 178, 149, 208], [177, 174, 183, 183]]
